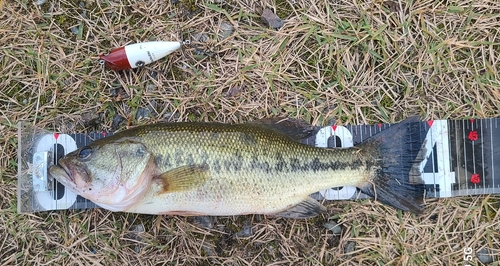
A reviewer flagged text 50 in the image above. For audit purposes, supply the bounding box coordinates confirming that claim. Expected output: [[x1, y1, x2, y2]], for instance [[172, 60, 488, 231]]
[[463, 247, 473, 266]]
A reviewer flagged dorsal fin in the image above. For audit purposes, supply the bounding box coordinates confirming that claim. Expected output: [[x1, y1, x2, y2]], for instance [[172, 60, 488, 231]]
[[248, 117, 315, 142]]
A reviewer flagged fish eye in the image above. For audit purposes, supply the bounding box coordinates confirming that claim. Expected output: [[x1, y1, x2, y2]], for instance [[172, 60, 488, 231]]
[[78, 146, 92, 160]]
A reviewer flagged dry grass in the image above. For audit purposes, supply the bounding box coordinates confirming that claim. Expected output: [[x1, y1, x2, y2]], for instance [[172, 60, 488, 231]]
[[1, 0, 500, 265]]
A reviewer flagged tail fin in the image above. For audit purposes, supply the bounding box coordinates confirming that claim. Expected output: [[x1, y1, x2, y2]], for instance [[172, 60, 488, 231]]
[[357, 116, 426, 214]]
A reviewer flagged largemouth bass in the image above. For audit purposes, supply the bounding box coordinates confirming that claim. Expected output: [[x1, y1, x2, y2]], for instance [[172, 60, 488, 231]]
[[49, 117, 425, 218]]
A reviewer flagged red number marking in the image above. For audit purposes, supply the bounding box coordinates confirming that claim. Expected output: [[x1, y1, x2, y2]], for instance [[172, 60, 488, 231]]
[[470, 173, 480, 184], [468, 130, 478, 141]]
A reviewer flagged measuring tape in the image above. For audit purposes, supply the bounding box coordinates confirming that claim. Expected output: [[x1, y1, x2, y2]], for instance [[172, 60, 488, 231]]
[[17, 118, 500, 213]]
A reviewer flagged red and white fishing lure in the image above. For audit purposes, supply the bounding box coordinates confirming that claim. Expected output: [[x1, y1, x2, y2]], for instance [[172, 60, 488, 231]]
[[99, 41, 183, 71]]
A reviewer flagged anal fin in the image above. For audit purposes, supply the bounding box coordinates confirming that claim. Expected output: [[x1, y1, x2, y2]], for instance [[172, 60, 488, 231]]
[[274, 197, 326, 219], [154, 165, 210, 194]]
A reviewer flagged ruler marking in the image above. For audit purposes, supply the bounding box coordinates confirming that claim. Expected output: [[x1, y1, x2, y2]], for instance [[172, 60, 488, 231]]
[[85, 133, 89, 209], [481, 119, 485, 194], [462, 119, 469, 194], [53, 135, 57, 210], [430, 121, 437, 196], [335, 125, 340, 199], [368, 124, 372, 141], [54, 134, 58, 210], [441, 120, 453, 197], [442, 120, 449, 197], [58, 134, 62, 210], [455, 119, 462, 194], [449, 120, 454, 194], [70, 133, 75, 210], [70, 134, 75, 210], [63, 134, 68, 209], [359, 125, 363, 142], [57, 133, 62, 210], [79, 133, 82, 210], [332, 124, 338, 198], [471, 119, 476, 190], [82, 134, 87, 209], [492, 118, 495, 190], [62, 134, 66, 210], [333, 123, 337, 147], [67, 133, 72, 210], [75, 133, 81, 210]]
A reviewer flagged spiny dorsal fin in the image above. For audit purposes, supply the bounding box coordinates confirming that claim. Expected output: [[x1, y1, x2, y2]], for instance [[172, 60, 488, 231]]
[[248, 117, 315, 142], [154, 165, 210, 194], [273, 197, 326, 219]]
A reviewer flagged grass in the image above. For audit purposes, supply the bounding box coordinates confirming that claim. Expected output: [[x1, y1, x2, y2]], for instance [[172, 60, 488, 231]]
[[1, 0, 500, 265]]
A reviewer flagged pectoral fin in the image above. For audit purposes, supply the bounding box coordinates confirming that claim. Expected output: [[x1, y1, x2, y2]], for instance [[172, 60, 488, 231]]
[[274, 197, 327, 219], [155, 165, 210, 194]]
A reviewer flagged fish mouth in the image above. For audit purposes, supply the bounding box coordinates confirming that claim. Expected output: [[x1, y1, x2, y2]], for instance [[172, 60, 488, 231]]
[[49, 161, 89, 185], [48, 161, 73, 184]]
